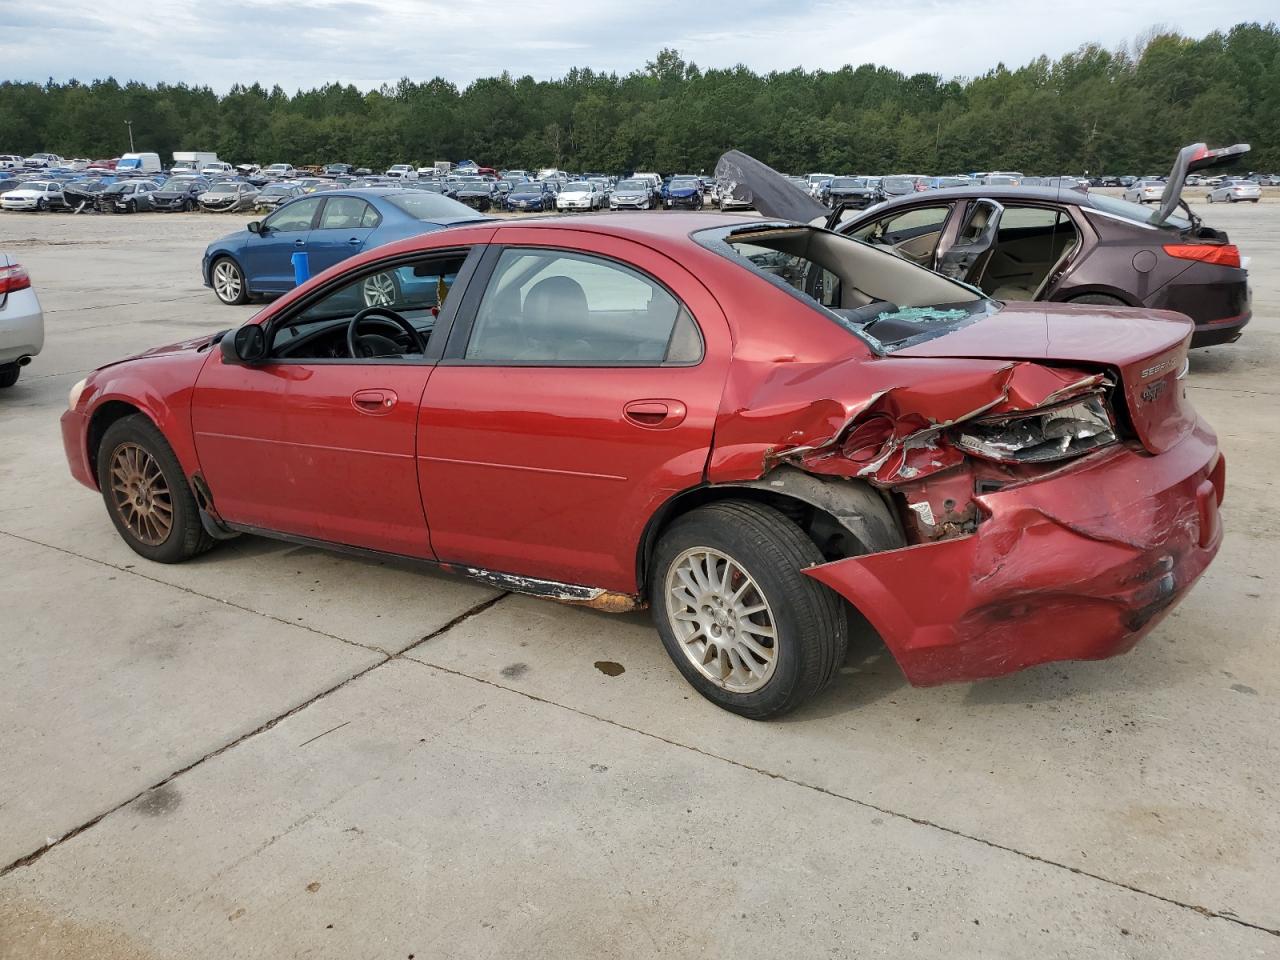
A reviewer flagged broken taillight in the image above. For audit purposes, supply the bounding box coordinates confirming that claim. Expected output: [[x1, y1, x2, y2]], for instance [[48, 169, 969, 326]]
[[1163, 243, 1241, 268], [0, 263, 31, 294]]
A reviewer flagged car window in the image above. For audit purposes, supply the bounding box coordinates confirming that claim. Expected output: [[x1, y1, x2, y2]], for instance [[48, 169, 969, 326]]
[[265, 196, 322, 231], [270, 253, 469, 359], [997, 205, 1060, 230], [465, 248, 702, 366], [850, 205, 952, 264], [319, 196, 374, 229]]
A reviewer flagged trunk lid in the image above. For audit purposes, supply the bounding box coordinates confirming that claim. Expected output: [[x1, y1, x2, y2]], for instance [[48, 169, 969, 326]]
[[1151, 142, 1250, 226], [892, 302, 1195, 454], [715, 150, 829, 225]]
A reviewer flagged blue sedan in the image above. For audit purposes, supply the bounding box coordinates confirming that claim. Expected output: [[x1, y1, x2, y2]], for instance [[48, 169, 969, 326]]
[[201, 188, 485, 305]]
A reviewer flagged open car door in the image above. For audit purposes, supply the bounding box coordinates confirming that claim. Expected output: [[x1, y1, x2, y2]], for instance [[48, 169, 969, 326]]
[[1152, 142, 1250, 226], [934, 199, 1004, 284], [715, 150, 829, 224]]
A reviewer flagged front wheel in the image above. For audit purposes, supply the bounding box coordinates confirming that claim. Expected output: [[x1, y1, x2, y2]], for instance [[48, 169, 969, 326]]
[[211, 257, 248, 305], [650, 500, 846, 719], [36, 198, 46, 211], [96, 415, 214, 563]]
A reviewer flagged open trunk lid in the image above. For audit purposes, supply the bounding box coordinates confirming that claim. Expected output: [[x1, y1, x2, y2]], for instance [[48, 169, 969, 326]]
[[1151, 142, 1250, 226], [715, 150, 829, 224], [893, 302, 1195, 454]]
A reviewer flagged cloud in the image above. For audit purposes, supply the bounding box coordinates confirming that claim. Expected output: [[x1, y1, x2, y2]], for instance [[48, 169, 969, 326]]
[[1, 0, 1273, 92]]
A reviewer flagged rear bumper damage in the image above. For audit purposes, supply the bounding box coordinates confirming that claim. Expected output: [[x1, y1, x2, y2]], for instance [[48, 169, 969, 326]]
[[804, 417, 1224, 685]]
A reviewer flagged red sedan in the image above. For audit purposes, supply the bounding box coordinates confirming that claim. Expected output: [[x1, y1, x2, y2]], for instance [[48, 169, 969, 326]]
[[61, 213, 1225, 718]]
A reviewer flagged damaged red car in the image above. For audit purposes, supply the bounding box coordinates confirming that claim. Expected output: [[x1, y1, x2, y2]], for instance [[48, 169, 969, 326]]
[[61, 213, 1225, 718]]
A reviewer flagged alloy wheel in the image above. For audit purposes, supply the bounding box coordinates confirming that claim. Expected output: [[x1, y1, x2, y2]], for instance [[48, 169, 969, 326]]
[[664, 546, 778, 692], [212, 260, 242, 303], [362, 272, 397, 307], [108, 442, 174, 546]]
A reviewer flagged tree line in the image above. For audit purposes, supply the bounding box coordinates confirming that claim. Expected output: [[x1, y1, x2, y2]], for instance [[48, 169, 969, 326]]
[[1, 23, 1276, 175]]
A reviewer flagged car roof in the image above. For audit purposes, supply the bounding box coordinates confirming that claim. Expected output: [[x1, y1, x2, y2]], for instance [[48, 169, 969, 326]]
[[860, 183, 1094, 212]]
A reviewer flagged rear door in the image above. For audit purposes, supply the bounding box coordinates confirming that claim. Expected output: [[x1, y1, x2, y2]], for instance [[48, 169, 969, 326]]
[[241, 196, 323, 292], [307, 196, 380, 273], [417, 229, 732, 593]]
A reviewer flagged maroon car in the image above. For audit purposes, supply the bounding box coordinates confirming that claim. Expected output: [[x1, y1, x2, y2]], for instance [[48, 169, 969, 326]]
[[61, 213, 1224, 718], [725, 143, 1252, 347]]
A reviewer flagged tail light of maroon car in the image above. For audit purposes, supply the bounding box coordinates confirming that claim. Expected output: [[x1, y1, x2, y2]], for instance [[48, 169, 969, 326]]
[[1162, 243, 1241, 268]]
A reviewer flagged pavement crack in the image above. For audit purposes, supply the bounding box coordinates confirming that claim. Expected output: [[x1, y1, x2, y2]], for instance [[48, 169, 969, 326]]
[[402, 656, 1280, 940], [0, 529, 385, 656], [0, 589, 511, 878]]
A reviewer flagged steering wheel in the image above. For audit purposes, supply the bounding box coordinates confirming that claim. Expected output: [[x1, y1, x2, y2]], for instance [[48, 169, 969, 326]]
[[346, 306, 427, 358]]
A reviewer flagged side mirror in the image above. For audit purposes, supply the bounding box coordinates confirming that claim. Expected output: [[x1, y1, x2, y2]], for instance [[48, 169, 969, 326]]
[[247, 220, 262, 234], [220, 324, 268, 365]]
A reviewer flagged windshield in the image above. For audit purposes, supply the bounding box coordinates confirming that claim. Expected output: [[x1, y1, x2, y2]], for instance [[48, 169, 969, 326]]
[[564, 181, 592, 192], [384, 192, 477, 220], [698, 224, 991, 352], [831, 178, 865, 188], [268, 164, 289, 171], [881, 177, 916, 192], [159, 178, 195, 190], [616, 179, 645, 191], [670, 178, 698, 189], [208, 184, 237, 194], [1087, 193, 1190, 230], [511, 183, 542, 195], [261, 185, 291, 195]]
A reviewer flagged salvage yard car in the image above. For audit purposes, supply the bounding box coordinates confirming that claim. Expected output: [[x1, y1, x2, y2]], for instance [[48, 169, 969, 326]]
[[1206, 178, 1261, 203], [728, 144, 1253, 347], [609, 178, 655, 211], [557, 180, 606, 211], [98, 179, 161, 213], [0, 253, 42, 387], [198, 181, 259, 213], [151, 176, 210, 212], [0, 180, 66, 211], [62, 212, 1224, 719], [201, 188, 483, 304]]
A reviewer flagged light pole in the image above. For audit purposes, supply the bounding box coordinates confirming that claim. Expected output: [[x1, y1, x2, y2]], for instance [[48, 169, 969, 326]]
[[125, 120, 134, 153]]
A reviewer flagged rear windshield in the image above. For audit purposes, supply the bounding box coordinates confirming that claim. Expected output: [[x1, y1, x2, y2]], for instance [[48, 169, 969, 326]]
[[696, 224, 993, 352], [383, 192, 478, 220], [1087, 193, 1190, 230]]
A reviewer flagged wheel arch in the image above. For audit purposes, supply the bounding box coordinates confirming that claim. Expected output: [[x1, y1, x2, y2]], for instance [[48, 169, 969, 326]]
[[635, 466, 906, 598], [86, 399, 148, 487], [1054, 284, 1141, 308]]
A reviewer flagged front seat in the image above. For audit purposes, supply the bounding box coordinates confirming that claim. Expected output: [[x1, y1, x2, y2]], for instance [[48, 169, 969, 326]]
[[522, 276, 592, 361]]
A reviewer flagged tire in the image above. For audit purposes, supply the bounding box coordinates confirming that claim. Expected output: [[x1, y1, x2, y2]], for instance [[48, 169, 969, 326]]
[[1069, 293, 1127, 307], [0, 363, 20, 388], [35, 198, 46, 212], [96, 414, 214, 564], [1206, 194, 1213, 203], [650, 500, 846, 719], [210, 256, 248, 305], [184, 198, 195, 212]]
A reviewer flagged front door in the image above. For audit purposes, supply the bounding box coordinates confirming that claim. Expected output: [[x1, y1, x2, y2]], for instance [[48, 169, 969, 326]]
[[192, 248, 478, 557], [241, 195, 323, 293], [418, 230, 731, 593]]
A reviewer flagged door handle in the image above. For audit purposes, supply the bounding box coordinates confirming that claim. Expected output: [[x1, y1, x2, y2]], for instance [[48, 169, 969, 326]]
[[294, 239, 306, 247], [624, 399, 687, 429], [348, 237, 362, 245], [351, 389, 397, 414]]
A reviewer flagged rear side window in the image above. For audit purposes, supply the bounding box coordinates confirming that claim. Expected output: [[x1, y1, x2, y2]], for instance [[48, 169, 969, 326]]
[[320, 196, 378, 229], [465, 248, 702, 365]]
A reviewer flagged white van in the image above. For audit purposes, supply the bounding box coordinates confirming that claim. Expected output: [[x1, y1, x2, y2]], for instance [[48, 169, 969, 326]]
[[201, 161, 234, 177], [116, 152, 162, 175]]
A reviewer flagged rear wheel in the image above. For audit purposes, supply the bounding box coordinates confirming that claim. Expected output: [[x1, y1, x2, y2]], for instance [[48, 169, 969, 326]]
[[96, 415, 214, 563], [0, 363, 20, 388], [211, 256, 248, 305], [650, 500, 846, 719]]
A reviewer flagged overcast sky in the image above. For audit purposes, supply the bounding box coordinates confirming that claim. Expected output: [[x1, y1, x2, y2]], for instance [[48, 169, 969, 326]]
[[3, 1, 1273, 92]]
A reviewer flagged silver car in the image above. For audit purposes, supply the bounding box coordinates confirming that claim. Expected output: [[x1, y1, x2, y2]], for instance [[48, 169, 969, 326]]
[[0, 253, 44, 388], [1206, 179, 1262, 203], [1122, 179, 1166, 204]]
